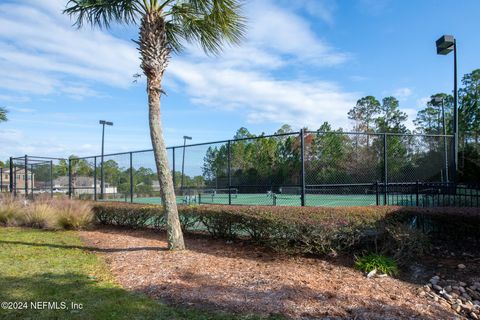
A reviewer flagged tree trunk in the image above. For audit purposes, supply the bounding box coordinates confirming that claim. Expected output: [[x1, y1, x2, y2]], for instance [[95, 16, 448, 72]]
[[148, 84, 185, 250], [140, 12, 185, 250]]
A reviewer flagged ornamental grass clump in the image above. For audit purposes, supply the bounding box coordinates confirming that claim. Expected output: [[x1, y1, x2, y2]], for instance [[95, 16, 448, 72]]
[[21, 202, 56, 229], [0, 195, 23, 226], [53, 199, 93, 230], [0, 196, 93, 230]]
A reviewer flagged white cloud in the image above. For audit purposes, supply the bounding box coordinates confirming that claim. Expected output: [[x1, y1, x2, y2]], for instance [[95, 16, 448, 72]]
[[393, 87, 413, 100], [0, 0, 139, 96], [287, 0, 337, 25], [169, 60, 358, 130], [0, 95, 31, 103], [0, 0, 358, 159], [416, 96, 430, 108], [5, 107, 36, 113], [245, 0, 348, 67], [402, 108, 418, 131], [163, 0, 354, 130]]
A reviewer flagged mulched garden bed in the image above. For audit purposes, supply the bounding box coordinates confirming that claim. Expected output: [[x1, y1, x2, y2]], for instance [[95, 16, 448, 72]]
[[79, 227, 457, 319]]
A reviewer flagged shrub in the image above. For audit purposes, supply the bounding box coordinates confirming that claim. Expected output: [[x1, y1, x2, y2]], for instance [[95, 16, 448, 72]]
[[92, 202, 160, 228], [383, 223, 431, 262], [90, 202, 480, 260], [355, 253, 399, 276]]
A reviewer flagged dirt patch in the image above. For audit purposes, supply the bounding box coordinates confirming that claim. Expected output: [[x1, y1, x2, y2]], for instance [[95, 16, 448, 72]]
[[79, 227, 456, 319]]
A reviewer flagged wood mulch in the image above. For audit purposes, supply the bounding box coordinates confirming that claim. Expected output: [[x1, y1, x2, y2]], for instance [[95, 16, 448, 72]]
[[79, 227, 457, 319]]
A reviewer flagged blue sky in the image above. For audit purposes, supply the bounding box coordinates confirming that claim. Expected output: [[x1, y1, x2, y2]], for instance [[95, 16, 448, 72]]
[[0, 0, 479, 161]]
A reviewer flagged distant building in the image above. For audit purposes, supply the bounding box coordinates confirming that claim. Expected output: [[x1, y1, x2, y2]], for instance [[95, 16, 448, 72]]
[[0, 167, 34, 193], [53, 176, 117, 195]]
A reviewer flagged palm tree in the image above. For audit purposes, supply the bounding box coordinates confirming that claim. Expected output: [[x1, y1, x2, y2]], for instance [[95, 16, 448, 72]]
[[0, 107, 7, 123], [64, 0, 245, 250]]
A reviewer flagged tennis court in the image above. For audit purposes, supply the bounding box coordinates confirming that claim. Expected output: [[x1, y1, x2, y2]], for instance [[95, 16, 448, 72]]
[[102, 185, 479, 207], [114, 192, 420, 207]]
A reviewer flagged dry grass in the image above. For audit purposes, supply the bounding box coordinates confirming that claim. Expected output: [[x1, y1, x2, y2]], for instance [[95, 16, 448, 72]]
[[0, 195, 93, 230], [53, 199, 93, 230], [0, 195, 23, 225]]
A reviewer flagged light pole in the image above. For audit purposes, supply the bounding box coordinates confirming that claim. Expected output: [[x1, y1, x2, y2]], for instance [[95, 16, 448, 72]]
[[99, 120, 113, 199], [433, 96, 449, 183], [436, 35, 458, 182], [181, 135, 192, 191]]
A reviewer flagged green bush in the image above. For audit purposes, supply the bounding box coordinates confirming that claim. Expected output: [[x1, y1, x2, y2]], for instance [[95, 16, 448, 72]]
[[355, 253, 399, 276], [92, 202, 161, 228], [93, 203, 480, 258]]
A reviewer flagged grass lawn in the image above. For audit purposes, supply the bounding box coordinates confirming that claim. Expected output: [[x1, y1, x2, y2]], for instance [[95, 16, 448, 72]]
[[0, 228, 281, 320]]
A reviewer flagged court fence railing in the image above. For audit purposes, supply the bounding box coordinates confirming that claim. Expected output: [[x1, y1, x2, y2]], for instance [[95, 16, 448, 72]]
[[4, 129, 480, 207]]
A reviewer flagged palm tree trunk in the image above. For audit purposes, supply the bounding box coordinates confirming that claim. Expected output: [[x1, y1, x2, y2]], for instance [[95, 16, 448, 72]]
[[140, 12, 185, 250], [148, 81, 185, 250]]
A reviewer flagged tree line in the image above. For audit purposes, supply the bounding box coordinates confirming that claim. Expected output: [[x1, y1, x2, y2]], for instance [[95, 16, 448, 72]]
[[203, 69, 480, 186]]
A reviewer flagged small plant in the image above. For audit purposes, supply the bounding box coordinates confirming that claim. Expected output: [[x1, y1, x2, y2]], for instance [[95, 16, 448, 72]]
[[355, 253, 399, 276]]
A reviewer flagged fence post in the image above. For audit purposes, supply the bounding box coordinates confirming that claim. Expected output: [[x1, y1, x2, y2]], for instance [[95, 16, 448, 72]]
[[375, 181, 379, 205], [0, 168, 2, 193], [416, 180, 420, 206], [68, 158, 72, 199], [30, 164, 34, 197], [93, 157, 97, 201], [9, 157, 14, 195], [227, 140, 232, 205], [300, 129, 306, 207], [383, 134, 388, 205], [130, 152, 133, 203], [24, 155, 28, 198], [50, 160, 53, 198]]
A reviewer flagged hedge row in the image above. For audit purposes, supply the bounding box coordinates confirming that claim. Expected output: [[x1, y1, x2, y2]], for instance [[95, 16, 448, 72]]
[[91, 202, 480, 259]]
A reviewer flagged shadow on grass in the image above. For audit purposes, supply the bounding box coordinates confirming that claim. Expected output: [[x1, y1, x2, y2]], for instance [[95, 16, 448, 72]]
[[0, 271, 278, 320], [0, 239, 167, 253]]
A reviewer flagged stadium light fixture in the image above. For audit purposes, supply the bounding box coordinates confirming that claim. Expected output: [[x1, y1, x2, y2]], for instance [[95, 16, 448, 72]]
[[99, 120, 114, 199], [181, 136, 192, 191], [435, 35, 457, 181]]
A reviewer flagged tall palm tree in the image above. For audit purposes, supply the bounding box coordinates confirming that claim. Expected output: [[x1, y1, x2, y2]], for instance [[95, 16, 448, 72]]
[[0, 107, 7, 123], [64, 0, 245, 250]]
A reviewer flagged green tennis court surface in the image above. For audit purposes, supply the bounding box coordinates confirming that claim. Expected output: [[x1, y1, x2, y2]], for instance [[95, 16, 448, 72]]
[[103, 193, 430, 207]]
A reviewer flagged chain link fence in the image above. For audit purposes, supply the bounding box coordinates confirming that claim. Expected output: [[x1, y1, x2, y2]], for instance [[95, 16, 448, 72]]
[[6, 130, 480, 207]]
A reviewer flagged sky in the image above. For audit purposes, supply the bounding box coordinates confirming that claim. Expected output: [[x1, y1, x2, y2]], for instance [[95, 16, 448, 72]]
[[0, 0, 479, 161]]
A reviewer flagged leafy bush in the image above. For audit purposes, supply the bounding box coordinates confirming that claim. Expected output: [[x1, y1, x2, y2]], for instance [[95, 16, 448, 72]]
[[92, 202, 161, 229], [355, 253, 399, 276], [90, 202, 480, 260]]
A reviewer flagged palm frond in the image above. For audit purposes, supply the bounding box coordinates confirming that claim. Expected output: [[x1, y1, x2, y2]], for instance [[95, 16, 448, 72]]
[[64, 0, 144, 28], [167, 0, 246, 55]]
